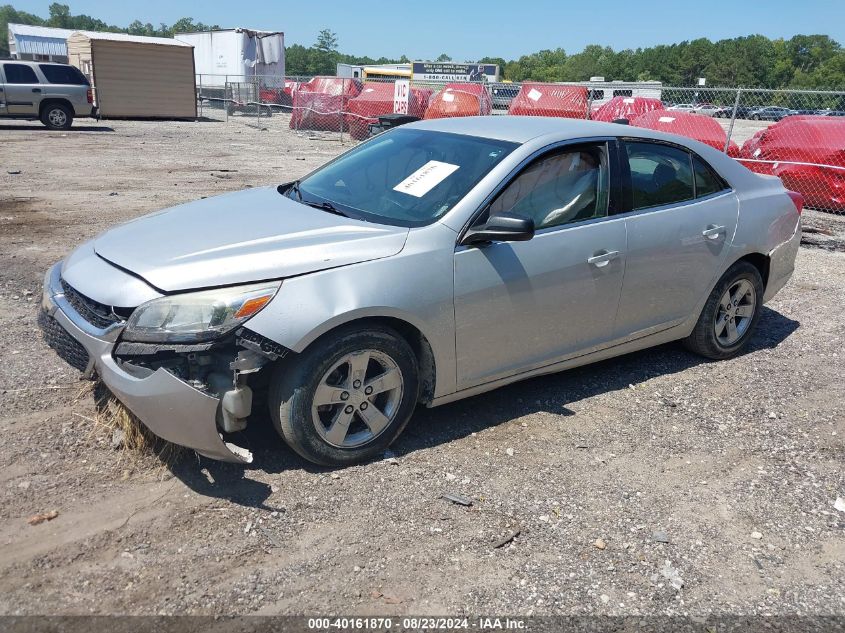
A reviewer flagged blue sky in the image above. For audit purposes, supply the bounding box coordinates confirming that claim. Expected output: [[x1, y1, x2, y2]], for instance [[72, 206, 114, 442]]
[[18, 0, 845, 60]]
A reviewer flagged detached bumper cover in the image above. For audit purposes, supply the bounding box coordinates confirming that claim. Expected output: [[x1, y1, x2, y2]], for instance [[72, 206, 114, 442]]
[[40, 262, 252, 463]]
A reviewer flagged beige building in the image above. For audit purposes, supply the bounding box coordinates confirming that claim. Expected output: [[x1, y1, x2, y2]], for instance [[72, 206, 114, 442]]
[[67, 31, 196, 119]]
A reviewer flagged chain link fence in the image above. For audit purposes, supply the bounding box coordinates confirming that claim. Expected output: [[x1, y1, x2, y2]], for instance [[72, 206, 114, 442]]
[[729, 88, 845, 213], [194, 74, 845, 214]]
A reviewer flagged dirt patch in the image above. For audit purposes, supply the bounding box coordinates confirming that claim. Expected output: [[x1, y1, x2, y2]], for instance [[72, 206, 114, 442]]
[[0, 197, 53, 235], [802, 210, 845, 252]]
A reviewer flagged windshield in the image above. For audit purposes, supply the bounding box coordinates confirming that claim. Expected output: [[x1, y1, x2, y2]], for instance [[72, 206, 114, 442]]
[[288, 128, 518, 227]]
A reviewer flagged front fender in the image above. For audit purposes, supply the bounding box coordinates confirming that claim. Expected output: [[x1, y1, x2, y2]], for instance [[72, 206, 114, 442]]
[[280, 305, 437, 354], [244, 225, 459, 398]]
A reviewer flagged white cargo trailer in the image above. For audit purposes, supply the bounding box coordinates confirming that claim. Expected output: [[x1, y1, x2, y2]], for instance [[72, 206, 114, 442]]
[[175, 28, 285, 86]]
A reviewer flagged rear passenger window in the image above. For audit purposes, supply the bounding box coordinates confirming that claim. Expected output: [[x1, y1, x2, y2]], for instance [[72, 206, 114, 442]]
[[3, 63, 39, 84], [692, 155, 727, 198], [625, 142, 694, 210], [39, 64, 89, 85]]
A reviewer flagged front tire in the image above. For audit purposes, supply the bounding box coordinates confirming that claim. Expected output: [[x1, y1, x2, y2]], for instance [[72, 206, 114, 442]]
[[269, 326, 420, 466], [683, 261, 764, 360], [40, 103, 73, 130]]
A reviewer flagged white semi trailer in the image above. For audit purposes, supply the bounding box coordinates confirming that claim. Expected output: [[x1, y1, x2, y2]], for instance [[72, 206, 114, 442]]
[[176, 28, 285, 115], [175, 28, 285, 85]]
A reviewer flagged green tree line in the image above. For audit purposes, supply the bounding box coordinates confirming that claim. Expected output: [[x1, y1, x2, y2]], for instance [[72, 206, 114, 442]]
[[3, 4, 844, 88], [480, 35, 845, 88]]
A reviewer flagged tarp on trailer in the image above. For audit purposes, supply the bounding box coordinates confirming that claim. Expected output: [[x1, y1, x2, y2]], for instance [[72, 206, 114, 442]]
[[345, 82, 432, 140], [424, 83, 492, 119], [290, 76, 362, 131], [739, 115, 845, 210], [632, 109, 739, 156], [592, 96, 663, 122], [508, 83, 588, 118]]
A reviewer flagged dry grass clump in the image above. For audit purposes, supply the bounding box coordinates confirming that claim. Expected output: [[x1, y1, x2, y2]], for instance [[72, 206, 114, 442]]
[[81, 382, 185, 470]]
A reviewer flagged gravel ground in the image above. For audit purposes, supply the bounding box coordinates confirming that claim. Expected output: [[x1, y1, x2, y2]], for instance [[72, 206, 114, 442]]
[[0, 116, 843, 618]]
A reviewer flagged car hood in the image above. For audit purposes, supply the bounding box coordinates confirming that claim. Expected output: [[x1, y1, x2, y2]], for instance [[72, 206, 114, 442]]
[[93, 186, 410, 292]]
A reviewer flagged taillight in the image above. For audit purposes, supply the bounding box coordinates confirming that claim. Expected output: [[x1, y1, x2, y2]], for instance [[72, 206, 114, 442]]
[[787, 191, 803, 215], [87, 88, 93, 104]]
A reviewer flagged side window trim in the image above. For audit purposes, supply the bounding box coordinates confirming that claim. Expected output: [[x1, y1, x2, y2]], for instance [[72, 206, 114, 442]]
[[618, 138, 699, 213], [611, 190, 734, 219], [3, 63, 40, 85], [532, 210, 623, 237], [692, 154, 731, 199], [487, 143, 611, 229], [38, 63, 89, 85], [688, 150, 697, 198], [618, 137, 733, 215], [456, 136, 619, 243], [694, 189, 734, 203]]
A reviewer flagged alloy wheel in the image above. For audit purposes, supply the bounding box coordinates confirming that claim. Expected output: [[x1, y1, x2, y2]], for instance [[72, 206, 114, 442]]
[[48, 108, 67, 127], [714, 279, 756, 346], [311, 349, 404, 448]]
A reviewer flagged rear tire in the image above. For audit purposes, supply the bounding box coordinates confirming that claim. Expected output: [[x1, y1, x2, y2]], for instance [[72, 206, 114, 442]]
[[683, 261, 764, 360], [40, 102, 73, 130], [268, 326, 419, 466]]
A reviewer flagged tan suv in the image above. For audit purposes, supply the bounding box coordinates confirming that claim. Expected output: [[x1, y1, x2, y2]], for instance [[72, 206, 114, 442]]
[[0, 60, 97, 129]]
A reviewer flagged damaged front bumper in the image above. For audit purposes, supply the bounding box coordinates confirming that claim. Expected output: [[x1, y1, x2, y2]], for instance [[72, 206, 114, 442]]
[[40, 262, 255, 464]]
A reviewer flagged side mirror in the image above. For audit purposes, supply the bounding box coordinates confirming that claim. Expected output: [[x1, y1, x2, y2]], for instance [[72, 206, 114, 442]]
[[461, 212, 535, 246]]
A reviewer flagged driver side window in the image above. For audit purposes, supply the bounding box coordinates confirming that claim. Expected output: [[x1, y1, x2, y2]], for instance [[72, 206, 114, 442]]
[[489, 144, 609, 230]]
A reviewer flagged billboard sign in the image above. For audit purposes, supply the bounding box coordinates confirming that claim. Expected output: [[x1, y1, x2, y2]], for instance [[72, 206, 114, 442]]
[[412, 62, 499, 83]]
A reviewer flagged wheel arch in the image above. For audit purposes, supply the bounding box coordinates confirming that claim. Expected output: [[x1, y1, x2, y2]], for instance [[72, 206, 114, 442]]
[[289, 312, 438, 405], [39, 98, 74, 117], [685, 250, 772, 339], [733, 252, 770, 288]]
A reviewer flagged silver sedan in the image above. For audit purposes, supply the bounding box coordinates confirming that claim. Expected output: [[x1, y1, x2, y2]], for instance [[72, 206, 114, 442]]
[[40, 117, 802, 465]]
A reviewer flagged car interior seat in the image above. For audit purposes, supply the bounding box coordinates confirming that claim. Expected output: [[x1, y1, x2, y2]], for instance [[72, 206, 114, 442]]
[[651, 162, 690, 204]]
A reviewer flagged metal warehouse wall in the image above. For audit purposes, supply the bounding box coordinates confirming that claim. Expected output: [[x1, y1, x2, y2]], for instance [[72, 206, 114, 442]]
[[69, 35, 196, 119]]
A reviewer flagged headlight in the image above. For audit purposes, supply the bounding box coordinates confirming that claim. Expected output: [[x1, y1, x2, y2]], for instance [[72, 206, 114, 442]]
[[122, 282, 280, 343]]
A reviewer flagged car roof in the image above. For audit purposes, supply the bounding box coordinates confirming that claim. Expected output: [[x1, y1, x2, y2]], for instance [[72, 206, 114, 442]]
[[1, 59, 70, 66], [407, 115, 711, 146], [405, 115, 760, 190], [408, 116, 643, 143]]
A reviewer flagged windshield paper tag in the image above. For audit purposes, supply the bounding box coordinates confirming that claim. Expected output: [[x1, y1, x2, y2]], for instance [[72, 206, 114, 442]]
[[393, 161, 460, 197]]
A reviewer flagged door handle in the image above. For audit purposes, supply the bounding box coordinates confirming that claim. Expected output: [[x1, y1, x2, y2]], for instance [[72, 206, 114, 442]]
[[702, 225, 725, 239], [587, 250, 620, 267], [32, 88, 42, 93]]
